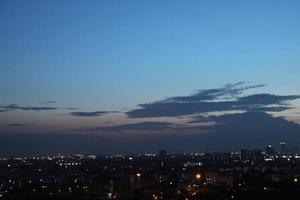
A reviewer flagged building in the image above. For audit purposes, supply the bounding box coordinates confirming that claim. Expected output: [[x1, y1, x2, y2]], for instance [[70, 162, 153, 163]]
[[205, 172, 234, 188], [251, 149, 263, 160], [266, 145, 276, 157], [240, 149, 250, 161], [280, 142, 287, 155]]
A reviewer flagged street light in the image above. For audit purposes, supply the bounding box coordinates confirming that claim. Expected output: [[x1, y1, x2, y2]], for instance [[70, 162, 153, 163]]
[[294, 178, 298, 183]]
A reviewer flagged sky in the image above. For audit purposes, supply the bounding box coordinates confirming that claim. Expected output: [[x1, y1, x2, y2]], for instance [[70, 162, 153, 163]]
[[1, 0, 300, 155]]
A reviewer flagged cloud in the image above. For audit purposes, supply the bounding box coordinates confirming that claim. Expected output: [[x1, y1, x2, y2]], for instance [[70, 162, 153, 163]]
[[237, 94, 300, 105], [1, 104, 58, 111], [162, 82, 265, 103], [0, 103, 78, 113], [126, 83, 300, 118], [6, 123, 32, 127], [40, 100, 56, 104], [0, 123, 33, 130], [2, 112, 300, 155], [65, 107, 77, 110], [70, 111, 119, 117], [78, 122, 174, 132], [167, 111, 300, 152], [1, 82, 300, 154], [192, 111, 300, 150]]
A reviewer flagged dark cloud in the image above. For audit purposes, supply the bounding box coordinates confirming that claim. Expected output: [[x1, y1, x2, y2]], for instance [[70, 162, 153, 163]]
[[162, 82, 265, 103], [0, 123, 33, 131], [1, 82, 300, 155], [70, 111, 119, 117], [127, 83, 300, 118], [163, 111, 300, 152], [6, 123, 32, 127], [2, 112, 300, 155], [189, 111, 300, 150], [65, 107, 77, 110], [237, 94, 300, 105], [0, 103, 78, 113], [78, 122, 174, 132], [41, 100, 56, 104], [1, 104, 58, 111]]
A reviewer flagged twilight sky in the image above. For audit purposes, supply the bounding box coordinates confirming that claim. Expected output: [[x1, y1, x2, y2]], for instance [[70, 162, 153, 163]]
[[1, 0, 300, 155]]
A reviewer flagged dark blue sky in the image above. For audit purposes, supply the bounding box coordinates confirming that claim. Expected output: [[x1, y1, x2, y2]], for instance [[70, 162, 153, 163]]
[[1, 0, 300, 155]]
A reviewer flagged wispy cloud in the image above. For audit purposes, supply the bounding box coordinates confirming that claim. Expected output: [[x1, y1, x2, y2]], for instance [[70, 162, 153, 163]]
[[5, 123, 32, 127], [1, 104, 58, 111], [161, 82, 265, 103], [65, 107, 77, 110], [0, 123, 32, 130], [40, 100, 56, 105], [70, 111, 119, 117], [127, 83, 300, 118], [238, 94, 300, 105]]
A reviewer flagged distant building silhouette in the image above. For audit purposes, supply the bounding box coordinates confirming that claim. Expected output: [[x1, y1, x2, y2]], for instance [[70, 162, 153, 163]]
[[280, 142, 287, 155], [240, 149, 250, 161], [266, 145, 276, 157]]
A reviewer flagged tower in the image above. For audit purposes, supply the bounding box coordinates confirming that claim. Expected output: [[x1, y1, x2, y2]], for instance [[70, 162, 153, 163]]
[[280, 142, 287, 155]]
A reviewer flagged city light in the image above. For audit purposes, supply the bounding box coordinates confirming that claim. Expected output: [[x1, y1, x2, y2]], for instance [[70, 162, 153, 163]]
[[294, 178, 298, 183], [1, 147, 300, 199], [195, 173, 201, 180]]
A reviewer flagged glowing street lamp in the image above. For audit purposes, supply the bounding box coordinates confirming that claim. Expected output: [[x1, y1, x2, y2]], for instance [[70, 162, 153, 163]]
[[195, 173, 201, 180], [136, 173, 141, 186], [294, 178, 298, 183]]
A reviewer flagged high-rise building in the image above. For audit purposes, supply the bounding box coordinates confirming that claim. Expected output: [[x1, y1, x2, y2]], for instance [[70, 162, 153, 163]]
[[240, 149, 250, 161], [251, 149, 263, 160], [266, 145, 276, 157], [158, 150, 167, 158], [280, 142, 287, 155]]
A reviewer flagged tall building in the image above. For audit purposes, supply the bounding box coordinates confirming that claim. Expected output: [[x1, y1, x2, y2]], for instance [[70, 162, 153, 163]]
[[251, 149, 263, 160], [266, 145, 276, 157], [240, 149, 250, 161], [158, 150, 167, 158], [280, 142, 287, 155], [158, 150, 167, 168]]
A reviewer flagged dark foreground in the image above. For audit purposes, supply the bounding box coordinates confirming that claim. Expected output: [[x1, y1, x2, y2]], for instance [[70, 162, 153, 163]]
[[1, 149, 300, 199]]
